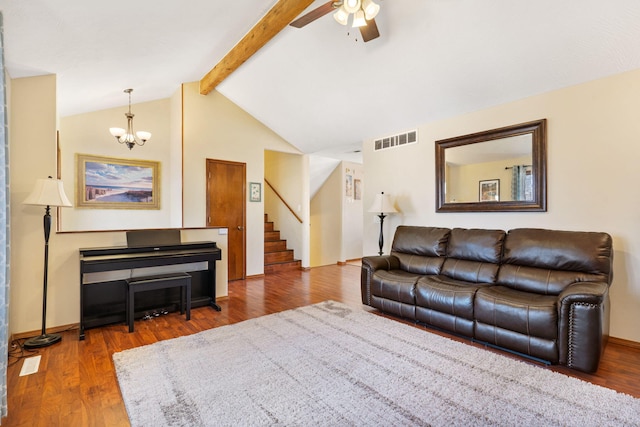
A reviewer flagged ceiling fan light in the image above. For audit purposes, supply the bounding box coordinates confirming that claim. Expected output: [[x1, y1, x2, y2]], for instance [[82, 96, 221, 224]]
[[352, 9, 367, 27], [343, 0, 361, 14], [362, 0, 380, 20], [334, 6, 349, 25]]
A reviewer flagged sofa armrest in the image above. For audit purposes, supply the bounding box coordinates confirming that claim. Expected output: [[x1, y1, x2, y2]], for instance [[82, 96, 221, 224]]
[[558, 281, 610, 373], [360, 255, 399, 306]]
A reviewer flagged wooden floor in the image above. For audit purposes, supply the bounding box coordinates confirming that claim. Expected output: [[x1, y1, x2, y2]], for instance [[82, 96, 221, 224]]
[[3, 264, 640, 426]]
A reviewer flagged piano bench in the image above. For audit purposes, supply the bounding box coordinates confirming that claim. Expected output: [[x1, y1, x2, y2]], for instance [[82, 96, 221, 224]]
[[125, 272, 192, 333]]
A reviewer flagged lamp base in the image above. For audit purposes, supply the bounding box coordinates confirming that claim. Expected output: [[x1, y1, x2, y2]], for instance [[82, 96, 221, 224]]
[[23, 333, 62, 349]]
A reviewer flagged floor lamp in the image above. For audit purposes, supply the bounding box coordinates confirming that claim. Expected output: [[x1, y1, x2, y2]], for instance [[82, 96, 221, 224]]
[[368, 192, 398, 256], [23, 177, 72, 349]]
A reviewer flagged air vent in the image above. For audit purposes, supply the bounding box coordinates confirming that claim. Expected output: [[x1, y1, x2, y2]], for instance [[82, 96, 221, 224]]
[[374, 129, 418, 151]]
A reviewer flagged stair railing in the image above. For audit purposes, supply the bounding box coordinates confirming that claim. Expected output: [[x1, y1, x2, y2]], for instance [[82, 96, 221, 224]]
[[264, 178, 303, 224]]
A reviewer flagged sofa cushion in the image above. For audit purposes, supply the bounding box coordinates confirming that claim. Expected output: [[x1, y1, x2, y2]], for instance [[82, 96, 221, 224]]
[[475, 286, 558, 340], [390, 226, 450, 275], [371, 270, 420, 305], [441, 228, 505, 283], [498, 228, 613, 295], [416, 275, 490, 320]]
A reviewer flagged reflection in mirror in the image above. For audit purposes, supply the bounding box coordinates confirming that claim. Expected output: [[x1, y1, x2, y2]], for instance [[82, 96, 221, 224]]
[[435, 119, 546, 212]]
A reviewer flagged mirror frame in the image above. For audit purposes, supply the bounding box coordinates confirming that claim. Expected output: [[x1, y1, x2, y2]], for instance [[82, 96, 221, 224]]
[[435, 119, 547, 212]]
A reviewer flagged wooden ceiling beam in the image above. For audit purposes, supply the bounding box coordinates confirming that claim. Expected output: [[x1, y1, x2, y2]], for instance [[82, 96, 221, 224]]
[[199, 0, 315, 95]]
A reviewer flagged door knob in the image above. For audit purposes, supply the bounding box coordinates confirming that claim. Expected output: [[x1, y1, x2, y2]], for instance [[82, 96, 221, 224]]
[[237, 226, 244, 230]]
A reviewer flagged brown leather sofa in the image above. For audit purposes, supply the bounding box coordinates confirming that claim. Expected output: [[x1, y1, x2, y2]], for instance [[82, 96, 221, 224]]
[[361, 226, 613, 373]]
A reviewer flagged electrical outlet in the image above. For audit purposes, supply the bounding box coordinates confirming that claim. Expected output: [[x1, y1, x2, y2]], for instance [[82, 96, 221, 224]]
[[19, 355, 41, 376]]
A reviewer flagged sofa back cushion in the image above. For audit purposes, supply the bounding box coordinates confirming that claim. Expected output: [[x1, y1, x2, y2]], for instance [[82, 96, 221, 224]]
[[441, 228, 506, 283], [498, 228, 613, 295], [391, 226, 450, 275]]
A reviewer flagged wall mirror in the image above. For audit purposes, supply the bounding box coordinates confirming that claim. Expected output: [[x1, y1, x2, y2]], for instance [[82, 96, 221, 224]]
[[435, 119, 547, 212]]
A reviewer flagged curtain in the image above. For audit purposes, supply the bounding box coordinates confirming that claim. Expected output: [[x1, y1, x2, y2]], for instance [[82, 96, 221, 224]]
[[510, 165, 532, 201], [0, 12, 10, 421]]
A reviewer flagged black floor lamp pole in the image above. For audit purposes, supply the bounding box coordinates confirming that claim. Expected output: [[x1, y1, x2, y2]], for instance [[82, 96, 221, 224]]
[[24, 205, 61, 349], [377, 213, 387, 256]]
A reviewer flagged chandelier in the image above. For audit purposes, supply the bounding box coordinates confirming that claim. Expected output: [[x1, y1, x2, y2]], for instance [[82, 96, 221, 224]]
[[109, 88, 152, 150], [334, 0, 380, 27]]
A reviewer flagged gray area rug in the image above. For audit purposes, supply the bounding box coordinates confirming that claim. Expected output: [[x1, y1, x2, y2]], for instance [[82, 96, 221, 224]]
[[113, 301, 640, 426]]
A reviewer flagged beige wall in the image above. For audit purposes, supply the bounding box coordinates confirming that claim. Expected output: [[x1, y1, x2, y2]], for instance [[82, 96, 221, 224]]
[[363, 68, 640, 342], [264, 150, 310, 267], [310, 161, 363, 266], [59, 98, 179, 231], [310, 164, 342, 266], [181, 82, 301, 276], [448, 155, 530, 202]]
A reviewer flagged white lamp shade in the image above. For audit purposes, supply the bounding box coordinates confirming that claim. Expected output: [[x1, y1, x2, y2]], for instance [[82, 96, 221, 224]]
[[362, 0, 380, 20], [24, 178, 72, 207], [352, 9, 367, 27], [368, 193, 398, 214], [136, 131, 152, 142], [343, 0, 361, 13], [333, 6, 349, 25], [109, 127, 126, 137]]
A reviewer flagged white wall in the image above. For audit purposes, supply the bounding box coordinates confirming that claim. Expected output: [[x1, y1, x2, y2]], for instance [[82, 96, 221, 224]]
[[181, 82, 302, 276], [363, 68, 640, 342], [342, 162, 364, 261]]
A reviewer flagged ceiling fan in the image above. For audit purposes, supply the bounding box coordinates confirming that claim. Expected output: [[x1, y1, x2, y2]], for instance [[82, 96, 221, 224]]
[[290, 0, 381, 42]]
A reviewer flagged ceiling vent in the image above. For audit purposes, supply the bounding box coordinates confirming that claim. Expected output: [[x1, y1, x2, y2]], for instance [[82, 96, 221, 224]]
[[374, 129, 418, 151]]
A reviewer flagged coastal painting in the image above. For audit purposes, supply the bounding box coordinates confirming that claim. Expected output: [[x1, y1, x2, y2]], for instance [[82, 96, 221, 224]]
[[76, 154, 160, 209]]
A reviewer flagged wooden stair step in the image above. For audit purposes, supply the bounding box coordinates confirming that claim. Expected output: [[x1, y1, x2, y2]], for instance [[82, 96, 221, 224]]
[[265, 240, 287, 252], [264, 222, 274, 232], [264, 260, 302, 274], [265, 230, 280, 241], [265, 250, 294, 264]]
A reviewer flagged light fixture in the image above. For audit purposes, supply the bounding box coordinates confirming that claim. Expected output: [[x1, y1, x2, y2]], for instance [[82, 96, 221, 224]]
[[109, 88, 152, 150], [23, 177, 72, 349], [333, 0, 380, 28], [362, 0, 380, 20], [368, 192, 398, 256]]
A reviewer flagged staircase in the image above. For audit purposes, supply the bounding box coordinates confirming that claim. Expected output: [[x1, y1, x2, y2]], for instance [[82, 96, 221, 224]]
[[264, 214, 301, 274]]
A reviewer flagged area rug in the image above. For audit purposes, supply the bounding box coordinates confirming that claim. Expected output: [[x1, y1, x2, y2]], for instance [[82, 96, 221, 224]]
[[113, 301, 640, 426]]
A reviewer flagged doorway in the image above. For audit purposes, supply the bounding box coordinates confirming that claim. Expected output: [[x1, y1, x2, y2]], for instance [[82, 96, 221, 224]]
[[206, 159, 246, 281]]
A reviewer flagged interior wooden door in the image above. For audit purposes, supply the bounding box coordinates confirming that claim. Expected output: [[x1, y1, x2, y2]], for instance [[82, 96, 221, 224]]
[[206, 159, 246, 281]]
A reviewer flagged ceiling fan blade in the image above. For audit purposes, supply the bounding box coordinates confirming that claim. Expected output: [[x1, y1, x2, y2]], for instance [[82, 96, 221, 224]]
[[290, 1, 337, 28], [359, 17, 380, 42]]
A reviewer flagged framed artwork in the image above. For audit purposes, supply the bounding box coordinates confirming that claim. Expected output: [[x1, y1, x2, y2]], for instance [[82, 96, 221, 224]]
[[354, 178, 362, 201], [479, 179, 500, 202], [76, 154, 160, 209], [249, 182, 261, 202]]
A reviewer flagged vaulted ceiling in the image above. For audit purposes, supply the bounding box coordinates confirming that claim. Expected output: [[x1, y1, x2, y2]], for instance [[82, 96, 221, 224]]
[[2, 0, 640, 163]]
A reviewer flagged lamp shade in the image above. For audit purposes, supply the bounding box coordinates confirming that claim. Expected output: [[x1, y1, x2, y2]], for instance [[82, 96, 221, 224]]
[[24, 177, 72, 207], [368, 192, 398, 214]]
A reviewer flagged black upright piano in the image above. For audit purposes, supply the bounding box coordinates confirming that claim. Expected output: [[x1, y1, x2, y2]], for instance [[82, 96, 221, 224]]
[[79, 230, 222, 340]]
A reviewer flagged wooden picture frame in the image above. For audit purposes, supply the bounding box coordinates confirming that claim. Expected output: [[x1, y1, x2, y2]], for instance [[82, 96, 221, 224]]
[[76, 154, 160, 209], [249, 182, 261, 202], [479, 179, 500, 202]]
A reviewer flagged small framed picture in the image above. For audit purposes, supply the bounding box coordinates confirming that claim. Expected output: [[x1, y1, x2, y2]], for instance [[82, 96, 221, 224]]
[[479, 179, 500, 202], [249, 182, 261, 202]]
